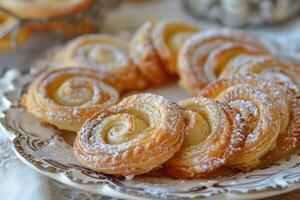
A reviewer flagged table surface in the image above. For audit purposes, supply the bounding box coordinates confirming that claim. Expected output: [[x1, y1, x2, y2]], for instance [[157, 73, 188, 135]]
[[1, 0, 300, 199]]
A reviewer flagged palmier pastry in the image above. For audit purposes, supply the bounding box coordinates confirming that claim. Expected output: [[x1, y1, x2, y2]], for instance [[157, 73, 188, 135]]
[[60, 34, 147, 92], [200, 75, 290, 134], [260, 85, 300, 166], [200, 83, 281, 170], [74, 93, 185, 176], [21, 67, 119, 132], [164, 97, 244, 178], [129, 21, 166, 85], [203, 42, 266, 82], [200, 75, 300, 166], [130, 20, 199, 77], [152, 20, 199, 74], [0, 12, 32, 53], [220, 55, 300, 86], [0, 0, 92, 19], [177, 29, 268, 95]]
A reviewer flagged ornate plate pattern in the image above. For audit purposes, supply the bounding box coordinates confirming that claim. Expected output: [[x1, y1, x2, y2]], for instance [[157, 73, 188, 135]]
[[1, 68, 300, 200]]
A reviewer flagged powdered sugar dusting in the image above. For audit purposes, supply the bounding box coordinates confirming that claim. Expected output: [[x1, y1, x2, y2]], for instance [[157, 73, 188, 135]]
[[74, 93, 184, 175], [25, 68, 119, 131]]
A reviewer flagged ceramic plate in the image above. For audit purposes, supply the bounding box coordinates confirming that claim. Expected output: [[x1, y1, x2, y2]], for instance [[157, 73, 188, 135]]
[[1, 67, 300, 200]]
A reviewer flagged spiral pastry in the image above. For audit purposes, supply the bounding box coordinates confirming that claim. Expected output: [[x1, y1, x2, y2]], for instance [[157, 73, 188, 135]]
[[220, 55, 300, 86], [152, 20, 199, 74], [177, 29, 268, 95], [203, 42, 267, 82], [0, 12, 32, 53], [60, 34, 147, 92], [200, 75, 290, 134], [129, 21, 166, 85], [261, 86, 300, 166], [164, 97, 245, 178], [0, 0, 92, 19], [200, 83, 281, 170], [201, 75, 300, 166], [22, 67, 119, 132], [74, 93, 185, 176]]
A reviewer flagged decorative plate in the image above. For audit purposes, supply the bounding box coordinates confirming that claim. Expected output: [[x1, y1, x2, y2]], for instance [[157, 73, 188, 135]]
[[1, 67, 300, 200]]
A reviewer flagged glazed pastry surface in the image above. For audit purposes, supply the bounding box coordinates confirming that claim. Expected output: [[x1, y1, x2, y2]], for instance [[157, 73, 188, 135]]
[[22, 67, 119, 132], [164, 97, 245, 178], [74, 93, 185, 176]]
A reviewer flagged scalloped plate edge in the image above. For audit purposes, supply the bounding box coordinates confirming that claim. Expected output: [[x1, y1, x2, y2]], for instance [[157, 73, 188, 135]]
[[11, 146, 300, 200]]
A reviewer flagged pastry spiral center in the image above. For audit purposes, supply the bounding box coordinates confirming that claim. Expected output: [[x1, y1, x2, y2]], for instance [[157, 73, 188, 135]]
[[182, 110, 210, 148], [79, 44, 127, 69], [102, 114, 148, 145], [168, 32, 194, 55], [89, 48, 117, 63], [53, 77, 95, 106]]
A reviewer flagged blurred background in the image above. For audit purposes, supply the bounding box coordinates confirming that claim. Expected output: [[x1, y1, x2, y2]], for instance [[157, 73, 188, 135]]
[[0, 0, 300, 70]]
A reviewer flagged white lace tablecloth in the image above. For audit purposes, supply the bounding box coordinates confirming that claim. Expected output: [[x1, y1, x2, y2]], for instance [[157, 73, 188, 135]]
[[0, 0, 300, 200]]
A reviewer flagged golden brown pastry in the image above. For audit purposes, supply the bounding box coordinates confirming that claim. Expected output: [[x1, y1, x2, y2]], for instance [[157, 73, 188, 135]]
[[200, 75, 289, 134], [0, 12, 32, 53], [260, 85, 300, 166], [164, 97, 245, 178], [200, 83, 281, 170], [200, 75, 300, 166], [129, 21, 166, 85], [129, 20, 199, 78], [203, 42, 266, 82], [0, 0, 92, 19], [21, 67, 119, 132], [0, 0, 93, 36], [73, 93, 185, 176], [177, 29, 269, 95], [60, 34, 148, 92], [152, 20, 199, 74], [219, 55, 300, 86]]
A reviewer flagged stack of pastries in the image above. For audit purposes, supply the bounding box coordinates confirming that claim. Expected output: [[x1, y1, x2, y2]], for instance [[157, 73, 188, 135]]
[[21, 20, 300, 179]]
